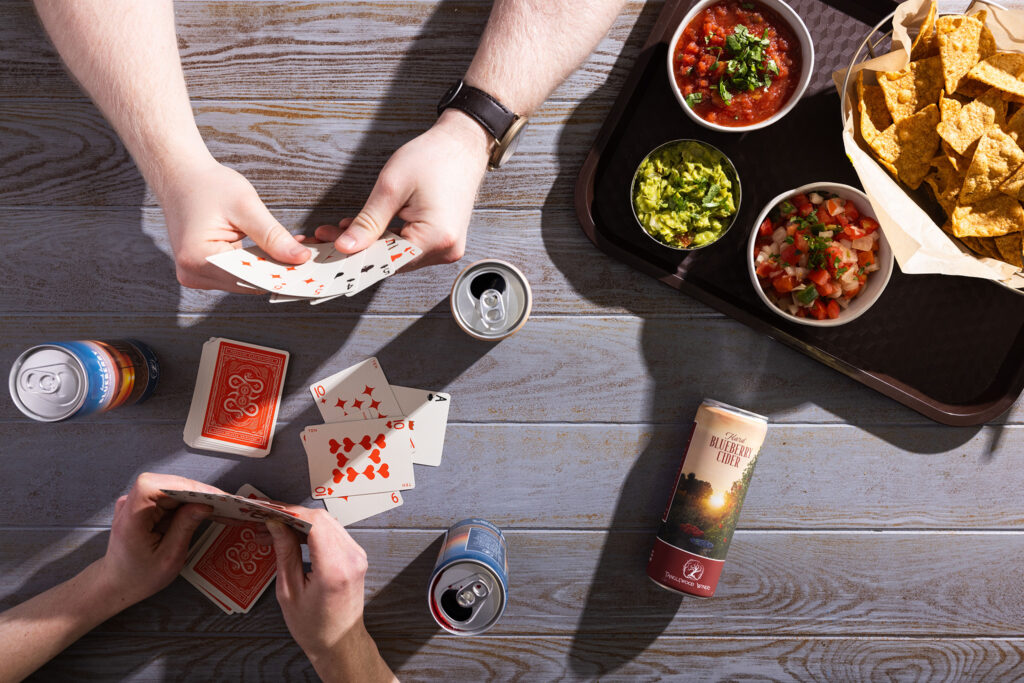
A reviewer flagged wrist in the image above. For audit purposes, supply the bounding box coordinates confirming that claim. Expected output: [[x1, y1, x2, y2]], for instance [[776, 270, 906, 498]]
[[146, 145, 219, 204], [73, 560, 132, 623], [435, 109, 492, 170], [308, 623, 393, 683]]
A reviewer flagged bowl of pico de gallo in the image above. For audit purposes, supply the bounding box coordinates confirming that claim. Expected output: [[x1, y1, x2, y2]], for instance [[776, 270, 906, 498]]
[[748, 183, 894, 327]]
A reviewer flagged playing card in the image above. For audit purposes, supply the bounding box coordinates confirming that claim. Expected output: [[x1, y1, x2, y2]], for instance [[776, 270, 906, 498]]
[[382, 231, 422, 271], [392, 385, 451, 467], [180, 484, 281, 614], [309, 358, 402, 423], [161, 489, 313, 534], [347, 239, 391, 296], [302, 419, 415, 499], [183, 339, 289, 458], [206, 245, 335, 298], [323, 490, 403, 526]]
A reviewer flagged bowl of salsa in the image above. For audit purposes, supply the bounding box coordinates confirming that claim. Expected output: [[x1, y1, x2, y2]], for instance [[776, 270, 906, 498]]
[[668, 0, 813, 131], [747, 183, 894, 327]]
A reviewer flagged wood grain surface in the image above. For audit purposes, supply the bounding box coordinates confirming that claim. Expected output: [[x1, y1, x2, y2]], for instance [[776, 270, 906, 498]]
[[1, 0, 1020, 679]]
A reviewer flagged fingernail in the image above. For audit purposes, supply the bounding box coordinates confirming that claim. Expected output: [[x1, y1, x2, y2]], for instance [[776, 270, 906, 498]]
[[289, 243, 309, 258], [265, 520, 286, 536], [338, 234, 357, 250], [190, 506, 211, 521]]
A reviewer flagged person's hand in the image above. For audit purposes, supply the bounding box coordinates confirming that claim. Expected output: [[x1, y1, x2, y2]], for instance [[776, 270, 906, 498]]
[[157, 158, 312, 291], [93, 473, 221, 608], [266, 510, 395, 682], [315, 109, 490, 270]]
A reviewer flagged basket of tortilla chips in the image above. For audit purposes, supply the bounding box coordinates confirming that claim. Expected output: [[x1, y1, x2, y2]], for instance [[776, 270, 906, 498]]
[[838, 0, 1024, 290]]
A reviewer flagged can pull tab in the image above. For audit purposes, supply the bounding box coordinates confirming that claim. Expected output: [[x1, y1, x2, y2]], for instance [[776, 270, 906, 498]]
[[19, 365, 67, 395], [456, 580, 490, 608], [476, 289, 506, 330]]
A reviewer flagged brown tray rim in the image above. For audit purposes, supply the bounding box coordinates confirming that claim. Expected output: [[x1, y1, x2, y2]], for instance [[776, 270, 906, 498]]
[[573, 0, 1024, 427]]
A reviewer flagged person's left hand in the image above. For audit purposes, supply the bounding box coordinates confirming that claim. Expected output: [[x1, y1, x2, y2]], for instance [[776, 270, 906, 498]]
[[315, 109, 491, 269], [94, 473, 221, 608]]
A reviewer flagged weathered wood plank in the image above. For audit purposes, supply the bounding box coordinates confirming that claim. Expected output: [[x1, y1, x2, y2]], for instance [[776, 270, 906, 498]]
[[0, 423, 1019, 529], [0, 99, 603, 208], [28, 633, 1024, 682], [5, 529, 1024, 637], [1, 0, 656, 107], [4, 315, 1013, 424], [0, 207, 697, 317]]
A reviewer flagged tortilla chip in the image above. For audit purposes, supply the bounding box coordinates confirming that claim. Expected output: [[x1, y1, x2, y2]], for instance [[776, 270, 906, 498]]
[[994, 232, 1024, 267], [924, 154, 962, 215], [1003, 106, 1024, 143], [894, 104, 941, 189], [911, 2, 939, 60], [868, 124, 900, 163], [937, 15, 986, 94], [999, 161, 1024, 199], [967, 53, 1024, 101], [937, 88, 1005, 154], [942, 140, 970, 173], [880, 57, 944, 122], [951, 193, 1024, 237], [940, 93, 962, 123], [960, 235, 1002, 259], [957, 78, 991, 97], [959, 128, 1024, 204], [857, 71, 893, 139]]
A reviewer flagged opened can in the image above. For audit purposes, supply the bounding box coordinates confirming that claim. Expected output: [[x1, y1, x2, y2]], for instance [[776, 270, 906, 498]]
[[647, 399, 768, 598], [428, 518, 509, 634], [450, 260, 531, 340], [9, 340, 160, 422]]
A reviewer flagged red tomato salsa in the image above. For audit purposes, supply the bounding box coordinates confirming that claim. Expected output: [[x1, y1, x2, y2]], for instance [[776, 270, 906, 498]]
[[753, 191, 882, 321], [673, 1, 801, 127]]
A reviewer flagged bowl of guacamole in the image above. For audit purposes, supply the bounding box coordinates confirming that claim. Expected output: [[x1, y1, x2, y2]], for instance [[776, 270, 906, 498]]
[[631, 139, 741, 250]]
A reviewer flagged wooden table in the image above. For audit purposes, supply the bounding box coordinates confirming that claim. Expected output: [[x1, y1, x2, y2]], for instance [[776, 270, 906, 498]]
[[2, 0, 1023, 679]]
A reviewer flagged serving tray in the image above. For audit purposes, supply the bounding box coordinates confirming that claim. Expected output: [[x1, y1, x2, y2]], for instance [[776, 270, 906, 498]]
[[575, 0, 1024, 426]]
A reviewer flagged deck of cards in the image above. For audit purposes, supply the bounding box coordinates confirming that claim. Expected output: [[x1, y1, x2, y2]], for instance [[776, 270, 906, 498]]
[[206, 231, 421, 304], [178, 484, 286, 614], [184, 338, 289, 457], [303, 358, 451, 526]]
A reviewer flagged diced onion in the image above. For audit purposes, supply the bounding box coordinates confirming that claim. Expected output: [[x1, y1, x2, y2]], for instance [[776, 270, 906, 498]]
[[852, 236, 874, 251], [865, 263, 880, 273], [819, 230, 833, 238], [772, 228, 787, 243], [809, 192, 823, 204]]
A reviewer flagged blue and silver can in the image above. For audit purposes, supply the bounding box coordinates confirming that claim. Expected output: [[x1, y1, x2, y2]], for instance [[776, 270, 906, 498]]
[[9, 340, 159, 422], [428, 518, 509, 635]]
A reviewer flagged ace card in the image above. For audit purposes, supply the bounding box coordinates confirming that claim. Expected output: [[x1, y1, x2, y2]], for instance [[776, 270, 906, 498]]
[[392, 385, 450, 467]]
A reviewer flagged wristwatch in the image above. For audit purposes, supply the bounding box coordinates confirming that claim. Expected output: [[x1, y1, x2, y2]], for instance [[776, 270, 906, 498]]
[[437, 80, 529, 169]]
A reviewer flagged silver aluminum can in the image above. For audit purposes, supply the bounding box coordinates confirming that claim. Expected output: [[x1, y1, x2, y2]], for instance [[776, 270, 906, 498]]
[[428, 518, 509, 635], [450, 260, 532, 341]]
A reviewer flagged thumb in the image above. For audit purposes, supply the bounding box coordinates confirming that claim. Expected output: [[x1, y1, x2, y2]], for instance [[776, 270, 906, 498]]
[[239, 201, 309, 264], [336, 174, 407, 253], [266, 521, 303, 596], [162, 503, 211, 559]]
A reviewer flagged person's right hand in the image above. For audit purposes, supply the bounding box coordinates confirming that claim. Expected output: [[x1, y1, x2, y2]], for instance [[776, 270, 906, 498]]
[[157, 158, 311, 292], [266, 510, 395, 682]]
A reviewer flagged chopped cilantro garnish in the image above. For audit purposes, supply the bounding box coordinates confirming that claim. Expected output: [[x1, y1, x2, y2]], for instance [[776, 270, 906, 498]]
[[836, 267, 848, 277], [741, 2, 755, 8], [684, 92, 703, 108], [858, 266, 866, 275], [778, 200, 795, 215], [717, 24, 775, 102], [784, 236, 794, 245], [718, 78, 732, 105]]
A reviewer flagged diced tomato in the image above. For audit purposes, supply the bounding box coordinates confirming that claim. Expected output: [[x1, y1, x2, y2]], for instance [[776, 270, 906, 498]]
[[816, 205, 837, 225], [798, 203, 815, 217], [826, 198, 845, 216], [835, 212, 850, 228], [792, 193, 810, 208], [844, 284, 861, 298], [809, 299, 828, 320], [857, 250, 876, 268], [794, 233, 809, 253], [756, 260, 779, 278], [858, 216, 879, 233], [781, 245, 800, 266], [814, 281, 833, 297], [808, 268, 829, 286], [759, 218, 773, 236], [795, 307, 807, 318], [772, 275, 796, 293], [844, 203, 860, 221], [825, 245, 845, 274], [826, 300, 841, 319], [842, 225, 867, 241], [786, 222, 798, 236]]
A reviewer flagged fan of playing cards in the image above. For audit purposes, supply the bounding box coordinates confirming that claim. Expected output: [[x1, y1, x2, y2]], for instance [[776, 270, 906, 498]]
[[206, 231, 421, 304], [303, 358, 451, 526]]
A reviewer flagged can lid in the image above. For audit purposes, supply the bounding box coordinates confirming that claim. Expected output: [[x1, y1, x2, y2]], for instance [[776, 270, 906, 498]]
[[429, 560, 506, 635], [9, 346, 87, 421], [701, 398, 768, 425], [450, 260, 532, 340]]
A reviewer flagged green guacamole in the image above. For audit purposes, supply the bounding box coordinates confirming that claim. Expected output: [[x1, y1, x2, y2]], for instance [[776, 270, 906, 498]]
[[632, 141, 738, 249]]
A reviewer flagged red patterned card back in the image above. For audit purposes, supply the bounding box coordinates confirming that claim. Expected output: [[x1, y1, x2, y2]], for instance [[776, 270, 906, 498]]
[[201, 342, 287, 448], [192, 525, 276, 610]]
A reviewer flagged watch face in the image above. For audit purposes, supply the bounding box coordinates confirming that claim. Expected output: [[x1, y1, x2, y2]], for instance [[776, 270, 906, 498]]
[[492, 117, 528, 168]]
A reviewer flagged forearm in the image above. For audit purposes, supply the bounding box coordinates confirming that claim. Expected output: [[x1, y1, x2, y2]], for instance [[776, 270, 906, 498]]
[[33, 0, 212, 197], [308, 624, 397, 683], [464, 0, 629, 115], [0, 561, 124, 682]]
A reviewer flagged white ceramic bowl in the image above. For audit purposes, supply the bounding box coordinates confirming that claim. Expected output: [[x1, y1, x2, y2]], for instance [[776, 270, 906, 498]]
[[747, 182, 894, 327], [666, 0, 815, 133]]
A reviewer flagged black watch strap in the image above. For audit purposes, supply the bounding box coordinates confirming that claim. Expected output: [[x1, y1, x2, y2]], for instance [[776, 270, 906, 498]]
[[437, 81, 516, 141]]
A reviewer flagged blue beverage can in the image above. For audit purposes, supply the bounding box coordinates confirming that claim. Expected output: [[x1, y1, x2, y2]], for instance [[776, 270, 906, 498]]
[[428, 518, 509, 635], [9, 340, 159, 422]]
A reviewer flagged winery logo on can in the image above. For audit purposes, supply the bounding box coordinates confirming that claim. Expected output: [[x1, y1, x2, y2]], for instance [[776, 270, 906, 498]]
[[682, 559, 704, 581], [659, 429, 759, 561]]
